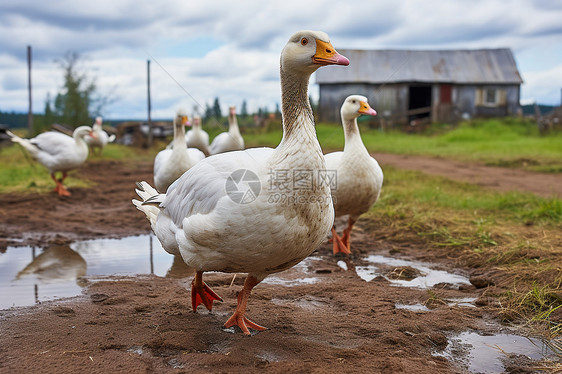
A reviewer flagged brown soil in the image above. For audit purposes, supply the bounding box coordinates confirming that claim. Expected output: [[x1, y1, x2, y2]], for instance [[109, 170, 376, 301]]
[[0, 156, 559, 373]]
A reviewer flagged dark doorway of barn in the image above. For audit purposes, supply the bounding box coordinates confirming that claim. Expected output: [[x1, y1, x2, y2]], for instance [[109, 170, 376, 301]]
[[408, 85, 432, 124]]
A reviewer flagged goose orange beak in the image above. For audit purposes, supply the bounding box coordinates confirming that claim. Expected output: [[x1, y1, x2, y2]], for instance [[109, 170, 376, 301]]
[[313, 39, 349, 66], [358, 101, 377, 116]]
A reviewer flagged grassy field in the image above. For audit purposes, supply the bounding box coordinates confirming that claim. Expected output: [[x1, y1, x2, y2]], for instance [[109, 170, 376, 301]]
[[244, 117, 562, 172]]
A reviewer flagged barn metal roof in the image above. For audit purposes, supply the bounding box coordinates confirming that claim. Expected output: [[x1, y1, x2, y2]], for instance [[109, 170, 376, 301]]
[[316, 48, 523, 85]]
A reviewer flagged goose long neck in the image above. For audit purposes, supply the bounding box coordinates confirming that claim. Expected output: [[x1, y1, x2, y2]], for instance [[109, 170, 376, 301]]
[[343, 117, 367, 152], [172, 120, 188, 154], [73, 131, 87, 147], [279, 67, 315, 143], [228, 114, 240, 135], [271, 66, 324, 173]]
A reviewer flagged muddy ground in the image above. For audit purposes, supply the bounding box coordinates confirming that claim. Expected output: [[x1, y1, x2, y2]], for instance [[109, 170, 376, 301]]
[[0, 155, 560, 373]]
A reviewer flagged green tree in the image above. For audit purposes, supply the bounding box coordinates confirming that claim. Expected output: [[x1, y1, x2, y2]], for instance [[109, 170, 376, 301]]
[[212, 97, 222, 119], [52, 52, 109, 128]]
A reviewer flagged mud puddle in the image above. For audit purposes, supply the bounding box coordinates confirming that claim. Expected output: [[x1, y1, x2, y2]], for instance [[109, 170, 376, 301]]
[[435, 330, 558, 373], [0, 235, 189, 309]]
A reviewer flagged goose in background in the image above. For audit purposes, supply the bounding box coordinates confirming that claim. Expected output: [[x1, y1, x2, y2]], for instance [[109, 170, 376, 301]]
[[133, 30, 349, 335], [85, 117, 115, 156], [324, 95, 382, 255], [209, 106, 244, 155], [8, 126, 95, 196], [186, 115, 210, 156], [153, 109, 205, 192]]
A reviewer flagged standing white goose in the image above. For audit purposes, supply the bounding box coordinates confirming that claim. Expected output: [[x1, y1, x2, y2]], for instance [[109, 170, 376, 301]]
[[8, 126, 94, 196], [133, 30, 349, 335], [325, 95, 382, 255], [209, 106, 244, 155], [185, 115, 210, 156], [153, 109, 205, 192], [84, 117, 115, 156]]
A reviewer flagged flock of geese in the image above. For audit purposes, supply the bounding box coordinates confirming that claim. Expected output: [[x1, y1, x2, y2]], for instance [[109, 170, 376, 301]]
[[8, 30, 383, 335]]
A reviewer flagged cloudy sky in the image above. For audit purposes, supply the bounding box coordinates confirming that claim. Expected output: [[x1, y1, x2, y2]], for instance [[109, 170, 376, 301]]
[[1, 0, 561, 120]]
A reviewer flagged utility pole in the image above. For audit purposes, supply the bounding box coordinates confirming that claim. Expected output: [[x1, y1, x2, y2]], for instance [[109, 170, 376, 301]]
[[27, 45, 33, 136], [147, 59, 153, 147]]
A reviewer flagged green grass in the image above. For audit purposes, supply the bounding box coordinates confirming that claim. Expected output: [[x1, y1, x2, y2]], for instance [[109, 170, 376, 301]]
[[92, 142, 158, 162], [0, 142, 157, 194], [239, 118, 562, 173], [346, 118, 562, 173], [0, 145, 89, 193]]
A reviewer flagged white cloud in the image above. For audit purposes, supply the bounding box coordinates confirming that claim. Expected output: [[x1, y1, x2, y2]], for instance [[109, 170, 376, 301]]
[[521, 63, 562, 106], [0, 0, 561, 120]]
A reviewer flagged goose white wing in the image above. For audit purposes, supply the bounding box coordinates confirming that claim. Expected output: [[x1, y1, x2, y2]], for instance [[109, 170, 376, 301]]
[[31, 132, 75, 156], [163, 147, 272, 224], [156, 147, 284, 266]]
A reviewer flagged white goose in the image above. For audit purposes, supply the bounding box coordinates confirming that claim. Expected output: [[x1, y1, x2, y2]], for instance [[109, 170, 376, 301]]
[[185, 115, 210, 156], [133, 30, 349, 335], [153, 109, 205, 192], [84, 117, 115, 156], [8, 126, 94, 196], [209, 106, 244, 155], [325, 95, 382, 255]]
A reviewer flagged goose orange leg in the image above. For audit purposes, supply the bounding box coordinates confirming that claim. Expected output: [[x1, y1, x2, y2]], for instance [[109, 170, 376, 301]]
[[191, 271, 223, 312], [331, 226, 351, 255], [51, 172, 71, 196], [340, 217, 357, 253], [224, 275, 267, 335]]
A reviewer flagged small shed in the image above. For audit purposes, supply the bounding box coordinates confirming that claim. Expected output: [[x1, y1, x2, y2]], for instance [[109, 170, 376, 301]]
[[316, 48, 523, 127]]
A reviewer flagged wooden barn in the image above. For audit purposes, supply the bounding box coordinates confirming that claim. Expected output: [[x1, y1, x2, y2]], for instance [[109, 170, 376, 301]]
[[316, 48, 523, 127]]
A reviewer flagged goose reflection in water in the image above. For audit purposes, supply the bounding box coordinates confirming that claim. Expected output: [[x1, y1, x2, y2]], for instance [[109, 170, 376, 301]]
[[166, 254, 195, 279], [15, 244, 87, 286]]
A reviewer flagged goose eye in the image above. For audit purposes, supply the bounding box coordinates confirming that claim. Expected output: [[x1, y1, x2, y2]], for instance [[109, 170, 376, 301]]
[[301, 38, 308, 46]]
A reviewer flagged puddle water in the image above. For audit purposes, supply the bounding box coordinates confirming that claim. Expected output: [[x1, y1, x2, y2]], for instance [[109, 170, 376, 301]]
[[355, 255, 471, 289], [436, 331, 557, 373], [262, 256, 321, 286], [1, 238, 324, 309], [395, 303, 430, 312], [255, 351, 282, 363], [0, 235, 192, 309], [447, 297, 477, 308], [336, 260, 348, 271]]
